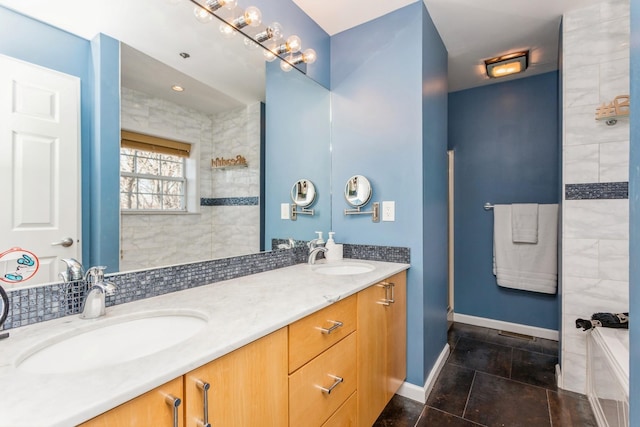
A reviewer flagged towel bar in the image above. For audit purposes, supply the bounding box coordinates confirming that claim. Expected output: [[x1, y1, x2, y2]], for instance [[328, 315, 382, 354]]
[[484, 203, 494, 210]]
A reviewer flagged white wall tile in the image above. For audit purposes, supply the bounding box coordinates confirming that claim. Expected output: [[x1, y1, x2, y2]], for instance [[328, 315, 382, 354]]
[[599, 239, 629, 281], [563, 239, 599, 278], [564, 144, 599, 183], [564, 64, 599, 108], [564, 199, 629, 240], [600, 140, 629, 182]]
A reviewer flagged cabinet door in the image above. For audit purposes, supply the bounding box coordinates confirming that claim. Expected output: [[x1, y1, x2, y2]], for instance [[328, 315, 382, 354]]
[[79, 377, 183, 427], [357, 271, 407, 427], [184, 327, 288, 427], [386, 272, 407, 400], [357, 282, 389, 427]]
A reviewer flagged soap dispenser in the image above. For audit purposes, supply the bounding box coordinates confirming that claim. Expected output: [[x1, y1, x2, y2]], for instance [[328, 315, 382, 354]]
[[314, 231, 325, 246], [325, 232, 343, 261]]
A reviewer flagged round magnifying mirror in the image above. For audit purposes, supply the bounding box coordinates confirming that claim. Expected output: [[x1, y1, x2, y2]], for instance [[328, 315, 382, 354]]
[[290, 179, 317, 208], [344, 175, 372, 208]]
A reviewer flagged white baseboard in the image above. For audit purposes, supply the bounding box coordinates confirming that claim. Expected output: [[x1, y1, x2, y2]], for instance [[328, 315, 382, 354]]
[[396, 343, 450, 404], [555, 363, 563, 389], [453, 313, 559, 341]]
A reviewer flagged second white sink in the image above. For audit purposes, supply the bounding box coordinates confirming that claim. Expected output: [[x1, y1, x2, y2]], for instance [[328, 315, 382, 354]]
[[312, 262, 375, 276], [16, 311, 208, 374]]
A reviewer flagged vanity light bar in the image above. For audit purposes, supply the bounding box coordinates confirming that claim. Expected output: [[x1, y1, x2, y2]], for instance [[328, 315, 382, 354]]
[[187, 0, 318, 70]]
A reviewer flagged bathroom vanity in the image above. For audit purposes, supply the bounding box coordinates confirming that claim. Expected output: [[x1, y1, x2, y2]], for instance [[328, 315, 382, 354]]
[[0, 259, 408, 427]]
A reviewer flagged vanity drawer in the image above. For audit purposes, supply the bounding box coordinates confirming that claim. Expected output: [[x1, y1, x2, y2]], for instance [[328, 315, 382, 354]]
[[289, 294, 356, 372], [289, 332, 357, 427], [321, 392, 357, 427]]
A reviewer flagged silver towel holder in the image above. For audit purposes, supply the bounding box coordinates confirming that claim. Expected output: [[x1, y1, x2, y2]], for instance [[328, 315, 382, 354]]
[[484, 203, 494, 211]]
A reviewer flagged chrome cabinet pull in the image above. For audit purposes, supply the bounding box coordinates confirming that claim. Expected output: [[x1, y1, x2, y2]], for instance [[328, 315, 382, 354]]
[[377, 282, 395, 305], [319, 375, 343, 395], [165, 394, 181, 427], [196, 379, 211, 427], [320, 320, 343, 334]]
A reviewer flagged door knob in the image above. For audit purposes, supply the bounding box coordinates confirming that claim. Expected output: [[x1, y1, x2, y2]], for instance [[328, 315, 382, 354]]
[[51, 237, 74, 247]]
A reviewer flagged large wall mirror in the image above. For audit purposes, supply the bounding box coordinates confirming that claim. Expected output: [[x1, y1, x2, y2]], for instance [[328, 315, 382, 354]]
[[0, 0, 331, 287]]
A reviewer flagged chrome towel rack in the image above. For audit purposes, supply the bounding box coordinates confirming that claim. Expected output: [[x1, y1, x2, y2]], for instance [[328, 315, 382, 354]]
[[484, 202, 494, 211]]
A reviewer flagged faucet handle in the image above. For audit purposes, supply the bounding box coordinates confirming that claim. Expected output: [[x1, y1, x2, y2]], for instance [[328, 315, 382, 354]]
[[84, 266, 107, 284]]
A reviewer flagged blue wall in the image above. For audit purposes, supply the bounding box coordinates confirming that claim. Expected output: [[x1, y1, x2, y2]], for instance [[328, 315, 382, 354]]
[[421, 3, 449, 379], [264, 61, 331, 244], [0, 7, 120, 271], [448, 72, 560, 330], [629, 0, 638, 423], [330, 2, 448, 385]]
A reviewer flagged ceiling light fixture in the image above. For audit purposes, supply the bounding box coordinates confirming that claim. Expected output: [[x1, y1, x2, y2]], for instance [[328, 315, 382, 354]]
[[485, 51, 529, 78], [171, 85, 185, 92]]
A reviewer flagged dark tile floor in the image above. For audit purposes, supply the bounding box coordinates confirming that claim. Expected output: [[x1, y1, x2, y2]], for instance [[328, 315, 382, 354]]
[[374, 323, 598, 427]]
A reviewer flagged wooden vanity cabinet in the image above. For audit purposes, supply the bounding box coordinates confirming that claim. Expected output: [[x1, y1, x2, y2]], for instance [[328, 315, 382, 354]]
[[79, 376, 184, 427], [184, 327, 288, 427], [77, 271, 407, 427], [289, 295, 357, 427], [357, 271, 407, 427]]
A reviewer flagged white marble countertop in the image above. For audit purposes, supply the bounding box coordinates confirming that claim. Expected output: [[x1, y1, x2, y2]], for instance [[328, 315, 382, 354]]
[[0, 259, 409, 427]]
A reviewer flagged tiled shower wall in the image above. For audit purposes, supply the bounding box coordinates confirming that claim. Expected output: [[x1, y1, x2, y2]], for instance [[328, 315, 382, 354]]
[[561, 0, 630, 394], [120, 87, 261, 271]]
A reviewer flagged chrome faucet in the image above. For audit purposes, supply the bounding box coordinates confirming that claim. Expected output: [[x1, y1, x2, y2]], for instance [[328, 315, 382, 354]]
[[80, 266, 117, 319], [59, 258, 85, 282], [307, 239, 328, 265]]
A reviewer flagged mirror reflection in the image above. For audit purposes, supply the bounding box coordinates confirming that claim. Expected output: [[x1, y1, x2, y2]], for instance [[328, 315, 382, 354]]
[[345, 175, 372, 208], [290, 179, 316, 207], [0, 0, 332, 287]]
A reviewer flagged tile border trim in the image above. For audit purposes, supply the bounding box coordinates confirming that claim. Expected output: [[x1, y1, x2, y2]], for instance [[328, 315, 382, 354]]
[[200, 197, 259, 206], [565, 182, 628, 200]]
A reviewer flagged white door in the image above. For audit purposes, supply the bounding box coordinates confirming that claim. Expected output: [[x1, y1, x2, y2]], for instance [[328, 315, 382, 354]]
[[0, 54, 81, 288]]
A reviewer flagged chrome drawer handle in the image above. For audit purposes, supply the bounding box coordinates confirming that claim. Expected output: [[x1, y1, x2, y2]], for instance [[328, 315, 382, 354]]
[[319, 375, 343, 395], [196, 379, 211, 427], [165, 394, 181, 427], [377, 282, 395, 305], [320, 320, 343, 334]]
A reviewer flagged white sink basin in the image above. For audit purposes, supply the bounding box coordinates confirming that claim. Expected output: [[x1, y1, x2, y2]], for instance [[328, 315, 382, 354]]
[[16, 311, 208, 374], [313, 262, 375, 276]]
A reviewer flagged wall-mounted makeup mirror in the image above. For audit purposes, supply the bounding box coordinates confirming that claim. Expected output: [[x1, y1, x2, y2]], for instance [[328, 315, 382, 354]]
[[291, 179, 316, 207], [290, 179, 316, 220], [345, 175, 372, 207], [344, 175, 379, 222]]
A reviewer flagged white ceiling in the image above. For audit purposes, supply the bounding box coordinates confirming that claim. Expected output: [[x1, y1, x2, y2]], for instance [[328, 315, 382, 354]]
[[294, 0, 604, 92], [0, 0, 605, 109]]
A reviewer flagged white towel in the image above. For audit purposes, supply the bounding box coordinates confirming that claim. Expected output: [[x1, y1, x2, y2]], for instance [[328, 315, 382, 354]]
[[512, 203, 538, 243], [493, 204, 558, 294]]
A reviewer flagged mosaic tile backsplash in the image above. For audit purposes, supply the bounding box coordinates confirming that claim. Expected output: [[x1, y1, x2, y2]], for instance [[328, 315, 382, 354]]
[[565, 182, 629, 200], [2, 243, 409, 331]]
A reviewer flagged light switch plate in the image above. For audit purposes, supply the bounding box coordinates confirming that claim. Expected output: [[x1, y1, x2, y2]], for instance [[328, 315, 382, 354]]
[[281, 203, 290, 220], [382, 201, 395, 221]]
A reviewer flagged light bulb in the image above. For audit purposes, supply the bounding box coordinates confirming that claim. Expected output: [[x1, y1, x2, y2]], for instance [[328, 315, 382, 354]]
[[263, 45, 277, 62], [244, 6, 262, 26], [268, 22, 284, 42], [194, 5, 213, 23], [254, 22, 284, 43], [280, 57, 294, 72], [302, 48, 317, 64], [219, 22, 236, 38], [243, 37, 259, 50], [218, 0, 237, 10], [232, 6, 262, 29], [285, 35, 301, 53]]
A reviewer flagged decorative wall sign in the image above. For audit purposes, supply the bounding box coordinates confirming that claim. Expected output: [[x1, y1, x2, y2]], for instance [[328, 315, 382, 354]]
[[595, 94, 630, 125], [211, 155, 248, 169], [0, 247, 40, 284]]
